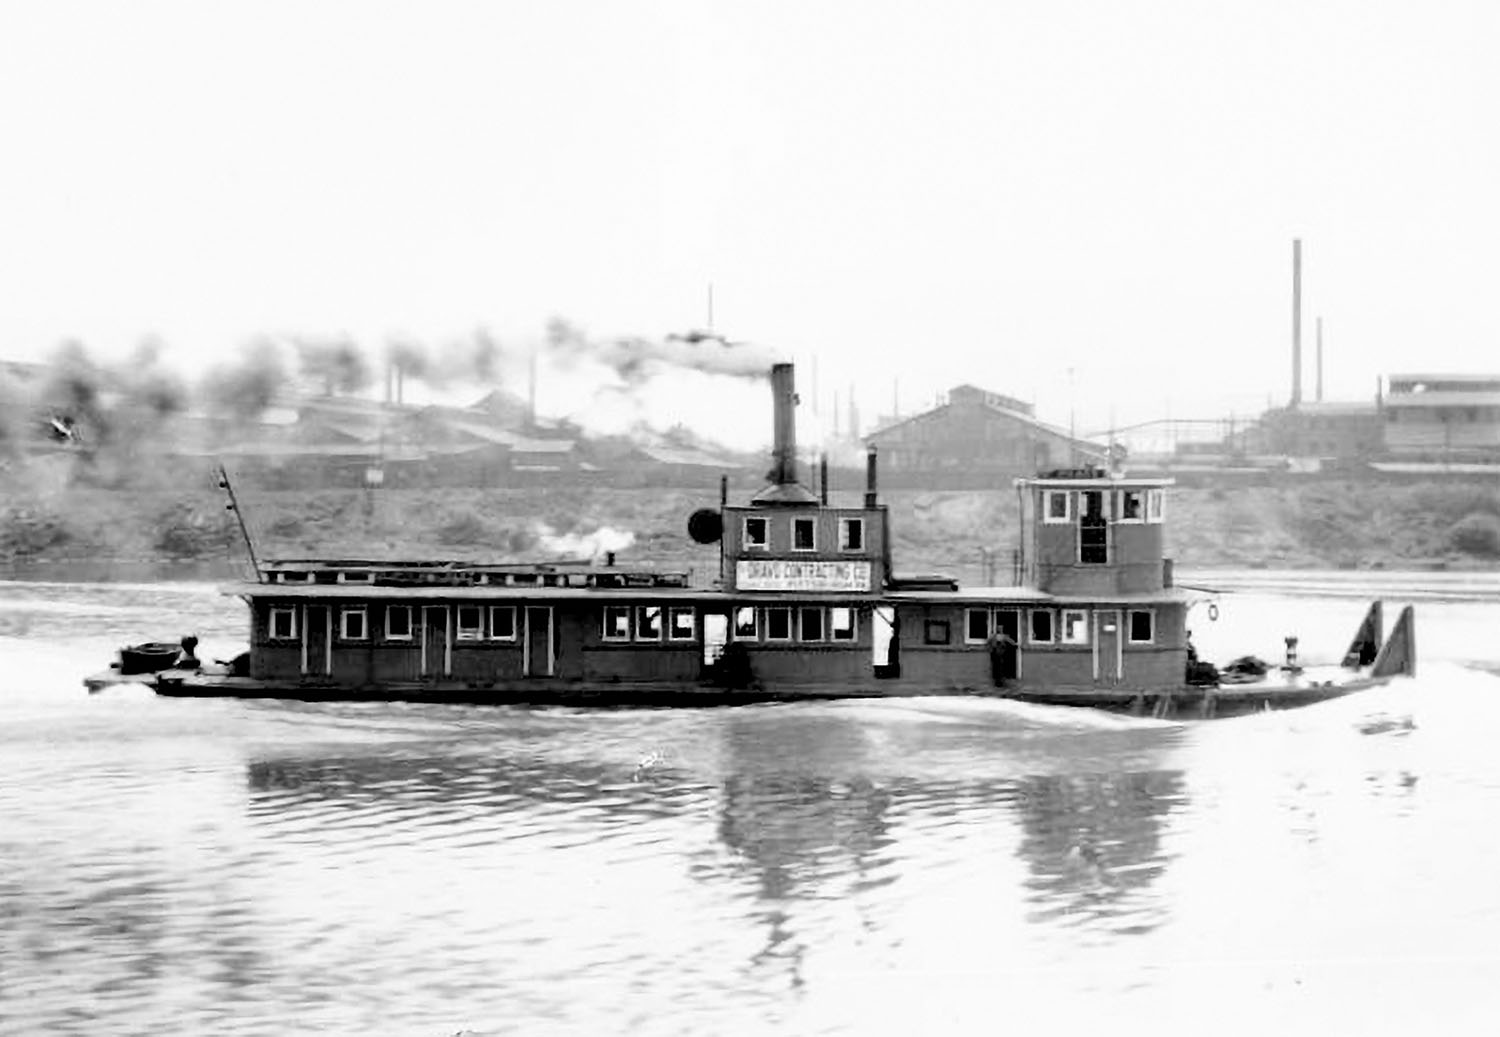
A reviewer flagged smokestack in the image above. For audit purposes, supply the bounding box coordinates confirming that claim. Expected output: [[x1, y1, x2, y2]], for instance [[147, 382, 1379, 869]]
[[865, 446, 879, 508], [1316, 316, 1324, 402], [820, 454, 829, 505], [751, 362, 819, 505], [770, 362, 797, 485], [1291, 238, 1303, 409]]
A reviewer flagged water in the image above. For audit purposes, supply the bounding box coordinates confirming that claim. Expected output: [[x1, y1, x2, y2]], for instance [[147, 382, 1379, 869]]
[[3, 576, 1500, 1035]]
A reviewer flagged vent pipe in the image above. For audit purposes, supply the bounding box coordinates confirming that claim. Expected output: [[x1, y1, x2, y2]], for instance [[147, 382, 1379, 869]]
[[865, 446, 879, 508], [820, 454, 829, 505], [1316, 316, 1324, 402]]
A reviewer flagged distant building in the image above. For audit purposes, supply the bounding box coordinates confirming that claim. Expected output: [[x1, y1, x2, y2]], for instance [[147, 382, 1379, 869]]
[[1381, 374, 1500, 461], [863, 384, 1107, 486], [1259, 400, 1383, 461]]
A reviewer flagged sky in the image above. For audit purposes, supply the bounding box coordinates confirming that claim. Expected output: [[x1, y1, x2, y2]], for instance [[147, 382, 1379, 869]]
[[2, 0, 1497, 442]]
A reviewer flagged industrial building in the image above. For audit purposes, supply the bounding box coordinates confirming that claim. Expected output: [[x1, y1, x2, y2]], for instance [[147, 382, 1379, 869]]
[[1379, 374, 1500, 463], [863, 384, 1108, 486]]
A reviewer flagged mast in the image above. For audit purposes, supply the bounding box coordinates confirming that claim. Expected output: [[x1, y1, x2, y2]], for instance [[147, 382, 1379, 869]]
[[217, 464, 263, 581]]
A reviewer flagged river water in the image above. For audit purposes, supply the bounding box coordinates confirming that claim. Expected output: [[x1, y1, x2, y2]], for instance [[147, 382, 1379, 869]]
[[3, 574, 1500, 1036]]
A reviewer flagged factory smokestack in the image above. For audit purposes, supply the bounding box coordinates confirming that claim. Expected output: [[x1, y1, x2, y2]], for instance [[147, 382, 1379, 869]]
[[751, 362, 818, 505], [1291, 238, 1303, 409], [1316, 316, 1324, 403]]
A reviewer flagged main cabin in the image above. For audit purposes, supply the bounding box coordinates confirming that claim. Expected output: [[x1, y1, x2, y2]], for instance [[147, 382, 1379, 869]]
[[229, 363, 1195, 701]]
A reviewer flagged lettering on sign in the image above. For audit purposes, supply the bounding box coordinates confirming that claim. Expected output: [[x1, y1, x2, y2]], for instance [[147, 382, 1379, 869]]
[[736, 559, 872, 592]]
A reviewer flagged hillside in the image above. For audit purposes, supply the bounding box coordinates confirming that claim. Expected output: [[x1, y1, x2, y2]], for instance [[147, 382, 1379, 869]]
[[4, 478, 1500, 580]]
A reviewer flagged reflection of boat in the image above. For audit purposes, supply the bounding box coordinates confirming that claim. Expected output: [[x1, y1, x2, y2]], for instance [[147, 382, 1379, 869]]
[[83, 360, 1416, 715]]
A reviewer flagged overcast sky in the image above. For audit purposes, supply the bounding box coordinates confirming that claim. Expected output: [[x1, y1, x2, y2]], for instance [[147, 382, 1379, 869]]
[[2, 0, 1496, 439]]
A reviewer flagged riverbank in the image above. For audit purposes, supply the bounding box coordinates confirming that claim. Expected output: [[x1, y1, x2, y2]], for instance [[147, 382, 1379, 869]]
[[3, 481, 1499, 581]]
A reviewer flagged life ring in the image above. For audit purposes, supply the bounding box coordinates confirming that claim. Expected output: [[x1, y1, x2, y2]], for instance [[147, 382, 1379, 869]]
[[1207, 603, 1220, 622]]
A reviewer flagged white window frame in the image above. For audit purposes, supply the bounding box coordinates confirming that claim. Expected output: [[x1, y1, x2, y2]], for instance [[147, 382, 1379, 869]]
[[385, 605, 413, 641], [668, 606, 696, 642], [269, 606, 298, 640], [277, 571, 312, 583], [965, 607, 991, 644], [830, 606, 857, 642], [1128, 609, 1155, 644], [337, 571, 374, 584], [489, 606, 518, 641], [1118, 489, 1146, 524], [1146, 489, 1165, 524], [1060, 608, 1090, 645], [732, 605, 758, 640], [635, 605, 664, 642], [798, 607, 825, 642], [340, 606, 368, 641], [603, 605, 631, 642], [744, 516, 769, 550], [792, 517, 817, 552], [1028, 608, 1055, 645], [456, 605, 484, 641], [764, 606, 793, 642], [839, 517, 864, 551], [1043, 490, 1072, 524]]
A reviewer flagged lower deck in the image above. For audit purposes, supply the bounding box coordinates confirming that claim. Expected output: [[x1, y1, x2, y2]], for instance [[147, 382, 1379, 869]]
[[238, 591, 1193, 695]]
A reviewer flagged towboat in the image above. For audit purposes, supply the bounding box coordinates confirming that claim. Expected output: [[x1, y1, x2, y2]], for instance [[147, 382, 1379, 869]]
[[84, 362, 1416, 715]]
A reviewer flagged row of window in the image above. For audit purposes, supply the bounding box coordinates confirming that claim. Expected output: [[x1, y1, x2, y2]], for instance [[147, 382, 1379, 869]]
[[743, 516, 864, 551], [1043, 489, 1165, 525], [267, 603, 1156, 648], [729, 605, 858, 643], [268, 605, 526, 643]]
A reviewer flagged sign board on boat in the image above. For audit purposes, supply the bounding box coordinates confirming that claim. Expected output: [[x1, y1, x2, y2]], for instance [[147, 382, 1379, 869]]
[[736, 560, 872, 592]]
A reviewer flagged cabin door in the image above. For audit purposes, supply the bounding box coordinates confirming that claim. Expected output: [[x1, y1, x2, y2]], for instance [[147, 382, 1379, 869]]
[[421, 606, 449, 679], [524, 607, 554, 677], [1096, 609, 1122, 684], [994, 608, 1021, 680], [303, 605, 330, 677]]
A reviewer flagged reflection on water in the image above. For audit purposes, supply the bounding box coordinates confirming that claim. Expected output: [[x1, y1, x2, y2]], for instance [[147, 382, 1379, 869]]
[[7, 580, 1500, 1034]]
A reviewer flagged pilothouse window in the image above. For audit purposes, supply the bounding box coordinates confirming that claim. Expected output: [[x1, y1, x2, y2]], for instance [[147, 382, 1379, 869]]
[[744, 517, 768, 549], [793, 518, 816, 551], [839, 518, 864, 551]]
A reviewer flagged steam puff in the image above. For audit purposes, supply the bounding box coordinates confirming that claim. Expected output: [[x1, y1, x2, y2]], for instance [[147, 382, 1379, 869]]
[[535, 524, 635, 561], [547, 319, 780, 385]]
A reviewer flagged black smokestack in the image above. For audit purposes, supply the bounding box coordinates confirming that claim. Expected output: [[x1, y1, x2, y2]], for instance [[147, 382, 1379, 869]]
[[865, 445, 879, 508], [751, 362, 818, 506], [770, 362, 797, 485]]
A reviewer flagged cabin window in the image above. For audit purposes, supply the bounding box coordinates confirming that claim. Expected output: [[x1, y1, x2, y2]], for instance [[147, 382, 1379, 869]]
[[636, 605, 663, 641], [1146, 489, 1165, 523], [831, 607, 856, 641], [923, 619, 951, 645], [793, 517, 816, 551], [765, 607, 792, 641], [603, 606, 631, 641], [1060, 609, 1089, 644], [1043, 490, 1072, 524], [1029, 609, 1054, 644], [1128, 609, 1154, 644], [733, 606, 757, 639], [456, 606, 483, 641], [1079, 490, 1109, 564], [965, 608, 990, 643], [277, 571, 311, 583], [744, 517, 768, 549], [799, 607, 824, 642], [1119, 490, 1145, 522], [385, 606, 413, 641], [489, 606, 517, 641], [669, 607, 696, 641], [340, 607, 368, 641], [839, 518, 864, 551], [269, 606, 297, 640], [337, 571, 374, 584]]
